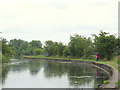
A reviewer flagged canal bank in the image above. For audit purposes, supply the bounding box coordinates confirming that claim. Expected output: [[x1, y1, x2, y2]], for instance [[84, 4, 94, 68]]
[[24, 56, 118, 88]]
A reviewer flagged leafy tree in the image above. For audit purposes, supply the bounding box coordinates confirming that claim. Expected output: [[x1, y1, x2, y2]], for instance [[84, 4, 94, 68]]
[[9, 39, 43, 56], [9, 39, 29, 57], [32, 48, 42, 55], [2, 38, 11, 63], [44, 40, 65, 56], [69, 34, 94, 58], [26, 47, 34, 55], [29, 40, 42, 49], [93, 30, 117, 60], [44, 40, 54, 56], [52, 42, 65, 56], [2, 39, 11, 55], [83, 38, 95, 59], [4, 30, 118, 61], [63, 46, 70, 57]]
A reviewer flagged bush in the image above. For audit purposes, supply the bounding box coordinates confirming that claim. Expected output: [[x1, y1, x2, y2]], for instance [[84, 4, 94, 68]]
[[2, 55, 10, 63]]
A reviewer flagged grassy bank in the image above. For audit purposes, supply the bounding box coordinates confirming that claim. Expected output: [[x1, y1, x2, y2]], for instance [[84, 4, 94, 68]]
[[24, 55, 118, 69]]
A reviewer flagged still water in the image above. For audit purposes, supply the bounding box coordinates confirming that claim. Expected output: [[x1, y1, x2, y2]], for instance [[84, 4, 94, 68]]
[[2, 59, 108, 88]]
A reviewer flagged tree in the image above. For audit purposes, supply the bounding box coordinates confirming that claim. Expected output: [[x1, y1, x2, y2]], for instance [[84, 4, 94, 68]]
[[9, 39, 43, 56], [2, 39, 11, 55], [63, 46, 70, 57], [2, 38, 11, 63], [83, 38, 95, 59], [44, 40, 54, 56], [29, 40, 42, 49], [44, 40, 65, 56], [69, 34, 94, 58], [9, 39, 29, 57], [57, 42, 65, 56], [93, 30, 117, 60]]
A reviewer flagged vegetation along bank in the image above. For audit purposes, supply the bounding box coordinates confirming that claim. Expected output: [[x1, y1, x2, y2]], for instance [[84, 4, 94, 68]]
[[1, 30, 120, 88]]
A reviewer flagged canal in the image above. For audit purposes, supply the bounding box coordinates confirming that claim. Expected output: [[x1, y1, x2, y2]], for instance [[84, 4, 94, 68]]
[[2, 59, 109, 88]]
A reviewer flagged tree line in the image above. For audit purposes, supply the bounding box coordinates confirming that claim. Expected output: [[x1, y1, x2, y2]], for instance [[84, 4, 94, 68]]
[[2, 30, 120, 63]]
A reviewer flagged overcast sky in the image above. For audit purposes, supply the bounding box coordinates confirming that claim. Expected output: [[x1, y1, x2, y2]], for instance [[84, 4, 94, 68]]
[[0, 0, 118, 44]]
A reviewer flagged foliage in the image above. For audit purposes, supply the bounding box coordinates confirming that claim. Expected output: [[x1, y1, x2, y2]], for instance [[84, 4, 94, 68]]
[[93, 30, 117, 60], [44, 40, 55, 55], [2, 39, 11, 55], [9, 39, 29, 57], [63, 46, 70, 57], [2, 38, 11, 63], [9, 39, 43, 57], [44, 40, 65, 56], [69, 34, 94, 59], [2, 55, 10, 63], [3, 30, 119, 62], [116, 38, 120, 56], [29, 40, 42, 49]]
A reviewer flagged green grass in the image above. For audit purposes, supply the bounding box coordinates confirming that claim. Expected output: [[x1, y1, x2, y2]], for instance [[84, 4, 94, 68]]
[[104, 80, 109, 84], [118, 66, 120, 72], [116, 80, 120, 88], [24, 55, 97, 62], [24, 55, 118, 69]]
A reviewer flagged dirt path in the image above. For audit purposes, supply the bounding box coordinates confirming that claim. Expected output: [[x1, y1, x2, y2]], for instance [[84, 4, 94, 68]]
[[102, 64, 118, 88]]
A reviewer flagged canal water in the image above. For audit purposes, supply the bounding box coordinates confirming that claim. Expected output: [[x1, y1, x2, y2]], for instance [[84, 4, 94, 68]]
[[2, 59, 109, 88]]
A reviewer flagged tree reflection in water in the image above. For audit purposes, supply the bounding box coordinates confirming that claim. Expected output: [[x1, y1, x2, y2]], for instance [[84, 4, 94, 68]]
[[2, 59, 108, 88]]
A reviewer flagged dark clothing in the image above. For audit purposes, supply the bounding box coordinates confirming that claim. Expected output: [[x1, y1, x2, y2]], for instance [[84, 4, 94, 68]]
[[97, 58, 99, 61]]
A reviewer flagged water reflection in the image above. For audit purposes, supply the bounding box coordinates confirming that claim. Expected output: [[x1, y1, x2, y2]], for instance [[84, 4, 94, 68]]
[[28, 60, 43, 76], [2, 59, 108, 88]]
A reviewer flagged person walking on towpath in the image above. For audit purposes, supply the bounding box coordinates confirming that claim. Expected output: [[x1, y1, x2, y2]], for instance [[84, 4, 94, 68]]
[[96, 52, 100, 61]]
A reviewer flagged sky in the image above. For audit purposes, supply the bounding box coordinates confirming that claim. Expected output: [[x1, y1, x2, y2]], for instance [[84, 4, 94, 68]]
[[0, 0, 118, 44]]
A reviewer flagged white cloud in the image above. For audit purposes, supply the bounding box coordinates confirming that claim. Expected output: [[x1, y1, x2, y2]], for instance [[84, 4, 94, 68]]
[[0, 0, 118, 44]]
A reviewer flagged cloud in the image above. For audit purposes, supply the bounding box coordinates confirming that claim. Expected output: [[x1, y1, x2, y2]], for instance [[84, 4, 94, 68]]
[[0, 0, 118, 44]]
